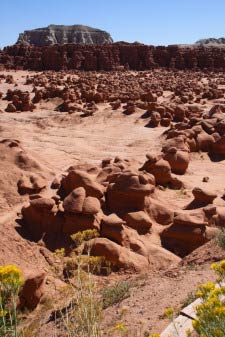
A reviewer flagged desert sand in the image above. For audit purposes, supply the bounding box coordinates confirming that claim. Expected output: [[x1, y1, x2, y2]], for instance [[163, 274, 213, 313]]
[[1, 68, 225, 335]]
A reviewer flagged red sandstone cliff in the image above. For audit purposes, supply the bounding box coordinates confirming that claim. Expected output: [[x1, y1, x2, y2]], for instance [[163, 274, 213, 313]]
[[0, 43, 225, 71]]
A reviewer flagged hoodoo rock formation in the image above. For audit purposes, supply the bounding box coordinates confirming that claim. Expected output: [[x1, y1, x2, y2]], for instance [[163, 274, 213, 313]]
[[1, 56, 225, 334], [0, 43, 225, 71], [17, 24, 113, 46]]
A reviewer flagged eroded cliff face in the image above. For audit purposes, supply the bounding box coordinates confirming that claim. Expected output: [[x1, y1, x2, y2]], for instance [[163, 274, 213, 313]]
[[0, 43, 225, 71], [16, 25, 113, 46]]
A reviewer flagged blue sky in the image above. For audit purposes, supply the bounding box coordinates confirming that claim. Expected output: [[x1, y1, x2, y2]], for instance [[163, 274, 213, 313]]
[[0, 0, 225, 48]]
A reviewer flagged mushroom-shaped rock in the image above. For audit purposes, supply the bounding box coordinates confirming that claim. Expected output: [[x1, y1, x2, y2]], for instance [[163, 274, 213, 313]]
[[101, 223, 163, 265], [163, 147, 189, 174], [22, 198, 62, 240], [106, 171, 154, 212], [192, 187, 217, 205], [160, 211, 208, 257], [61, 170, 104, 198], [162, 136, 190, 153], [141, 157, 172, 185]]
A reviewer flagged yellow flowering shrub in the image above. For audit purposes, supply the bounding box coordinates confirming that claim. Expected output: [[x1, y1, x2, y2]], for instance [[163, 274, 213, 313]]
[[71, 229, 99, 246], [0, 265, 23, 291], [78, 255, 108, 274], [164, 307, 174, 319], [53, 248, 65, 258], [211, 260, 225, 281], [192, 260, 225, 336], [0, 265, 23, 336]]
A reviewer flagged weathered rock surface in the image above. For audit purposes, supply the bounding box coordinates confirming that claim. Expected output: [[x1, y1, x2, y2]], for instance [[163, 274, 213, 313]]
[[196, 37, 225, 46], [17, 24, 113, 46], [106, 171, 154, 212], [161, 211, 209, 257], [1, 44, 225, 71], [19, 271, 46, 310], [89, 237, 149, 272]]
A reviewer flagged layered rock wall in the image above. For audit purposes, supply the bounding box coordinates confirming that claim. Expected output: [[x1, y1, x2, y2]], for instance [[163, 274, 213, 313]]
[[0, 43, 225, 71]]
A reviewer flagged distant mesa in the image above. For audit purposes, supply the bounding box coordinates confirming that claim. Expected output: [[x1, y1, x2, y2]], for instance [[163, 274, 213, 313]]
[[16, 24, 113, 46], [195, 37, 225, 46]]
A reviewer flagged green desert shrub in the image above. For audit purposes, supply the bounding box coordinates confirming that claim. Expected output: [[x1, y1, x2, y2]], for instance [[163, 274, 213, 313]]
[[101, 281, 132, 309], [216, 228, 225, 249]]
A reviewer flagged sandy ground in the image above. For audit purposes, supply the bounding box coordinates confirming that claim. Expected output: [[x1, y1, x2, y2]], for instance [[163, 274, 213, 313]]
[[1, 71, 225, 209], [101, 263, 217, 335], [1, 70, 225, 336]]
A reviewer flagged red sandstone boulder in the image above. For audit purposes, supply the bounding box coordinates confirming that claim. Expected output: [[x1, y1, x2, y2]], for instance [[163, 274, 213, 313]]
[[163, 147, 189, 174], [160, 118, 171, 127], [63, 213, 101, 234], [63, 187, 86, 213], [141, 155, 172, 185], [149, 111, 161, 127], [160, 211, 208, 257], [212, 207, 225, 227], [89, 237, 149, 272], [19, 271, 45, 310], [146, 198, 174, 226], [5, 103, 17, 112], [196, 132, 215, 152], [17, 174, 47, 195], [106, 171, 154, 212], [162, 135, 190, 153], [192, 187, 217, 204], [51, 177, 61, 189], [212, 135, 225, 155], [101, 213, 125, 228], [173, 211, 207, 227], [62, 187, 101, 234], [173, 105, 186, 122], [96, 165, 122, 184], [121, 211, 152, 234], [82, 196, 101, 215], [22, 198, 62, 239], [61, 170, 104, 198]]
